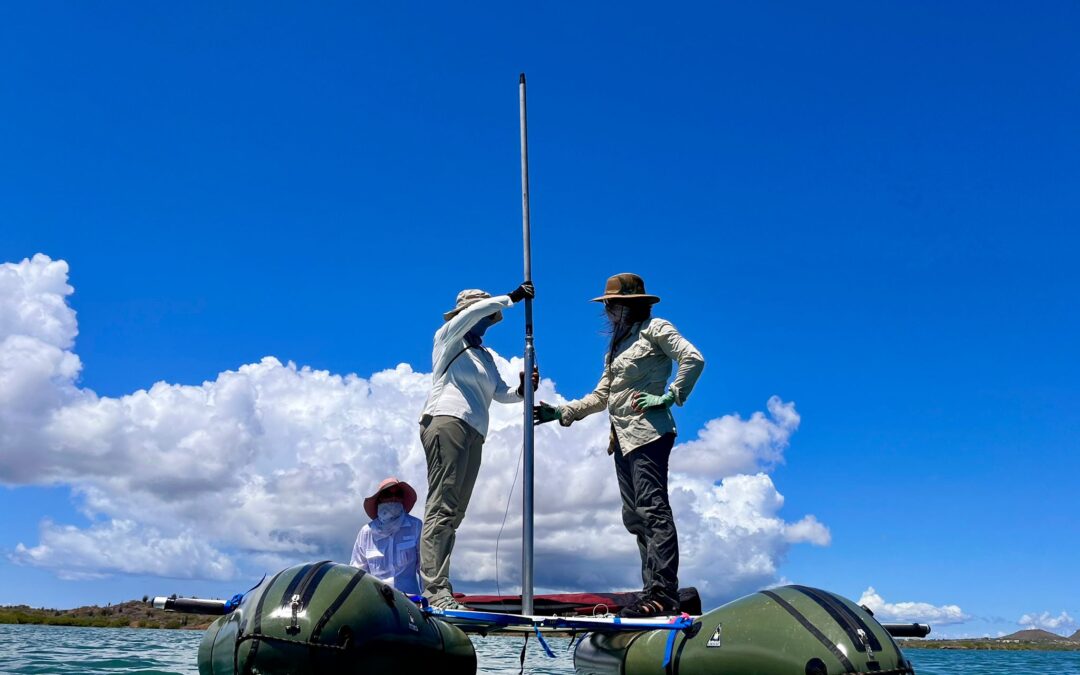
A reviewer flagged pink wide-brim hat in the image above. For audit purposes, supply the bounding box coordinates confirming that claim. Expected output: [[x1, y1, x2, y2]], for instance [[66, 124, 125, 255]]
[[363, 477, 418, 520]]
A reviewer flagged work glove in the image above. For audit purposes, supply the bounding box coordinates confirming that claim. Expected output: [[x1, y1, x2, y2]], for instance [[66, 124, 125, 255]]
[[517, 365, 540, 396], [631, 390, 675, 413], [508, 281, 535, 303], [533, 401, 563, 425]]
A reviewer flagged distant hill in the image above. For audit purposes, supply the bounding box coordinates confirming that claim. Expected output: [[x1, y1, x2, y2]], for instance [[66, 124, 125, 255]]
[[1071, 629, 1080, 642], [0, 599, 216, 630], [999, 629, 1074, 643]]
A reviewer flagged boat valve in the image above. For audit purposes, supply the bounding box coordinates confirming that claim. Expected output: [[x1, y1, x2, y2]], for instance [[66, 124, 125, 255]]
[[286, 594, 301, 635]]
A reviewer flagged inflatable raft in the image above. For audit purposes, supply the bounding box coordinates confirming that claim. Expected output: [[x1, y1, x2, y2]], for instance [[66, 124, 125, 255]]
[[156, 562, 927, 675]]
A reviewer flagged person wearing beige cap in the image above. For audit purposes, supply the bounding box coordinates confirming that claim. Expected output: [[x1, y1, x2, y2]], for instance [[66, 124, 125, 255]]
[[418, 281, 537, 609], [535, 273, 704, 618], [350, 477, 422, 594]]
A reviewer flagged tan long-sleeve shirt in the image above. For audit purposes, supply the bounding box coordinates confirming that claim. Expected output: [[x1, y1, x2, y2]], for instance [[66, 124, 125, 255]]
[[559, 317, 704, 454]]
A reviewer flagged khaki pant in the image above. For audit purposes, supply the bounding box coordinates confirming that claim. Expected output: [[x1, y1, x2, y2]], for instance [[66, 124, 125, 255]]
[[419, 415, 484, 602]]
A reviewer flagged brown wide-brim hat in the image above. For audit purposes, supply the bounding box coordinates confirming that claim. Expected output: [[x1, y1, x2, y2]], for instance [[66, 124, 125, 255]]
[[591, 273, 660, 304], [363, 477, 418, 519], [443, 288, 504, 324]]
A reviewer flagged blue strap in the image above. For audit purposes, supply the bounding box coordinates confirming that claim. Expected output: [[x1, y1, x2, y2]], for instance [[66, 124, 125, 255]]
[[408, 594, 428, 609], [222, 593, 245, 614], [221, 573, 270, 614], [662, 626, 679, 668], [659, 615, 695, 668], [533, 626, 556, 658]]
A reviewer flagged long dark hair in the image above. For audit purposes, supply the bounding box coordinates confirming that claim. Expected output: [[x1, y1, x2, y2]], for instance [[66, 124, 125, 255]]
[[605, 299, 652, 365]]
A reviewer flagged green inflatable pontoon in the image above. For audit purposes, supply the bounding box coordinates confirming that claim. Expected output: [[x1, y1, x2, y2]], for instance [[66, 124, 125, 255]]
[[188, 561, 475, 675], [574, 585, 919, 675]]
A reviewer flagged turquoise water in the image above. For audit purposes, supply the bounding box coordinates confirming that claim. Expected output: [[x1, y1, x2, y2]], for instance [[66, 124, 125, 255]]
[[0, 624, 202, 674], [3, 624, 1080, 673]]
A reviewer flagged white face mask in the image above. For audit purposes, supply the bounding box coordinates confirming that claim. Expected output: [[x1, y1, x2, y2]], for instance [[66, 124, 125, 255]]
[[377, 501, 404, 522]]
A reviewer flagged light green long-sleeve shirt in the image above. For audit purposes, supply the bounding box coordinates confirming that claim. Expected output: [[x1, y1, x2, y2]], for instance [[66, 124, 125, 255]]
[[559, 317, 704, 454]]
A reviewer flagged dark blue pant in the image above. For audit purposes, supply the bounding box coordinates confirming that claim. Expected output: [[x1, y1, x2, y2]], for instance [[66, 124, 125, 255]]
[[612, 431, 678, 605]]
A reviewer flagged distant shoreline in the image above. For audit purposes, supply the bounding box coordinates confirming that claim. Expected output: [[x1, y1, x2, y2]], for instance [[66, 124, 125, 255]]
[[899, 639, 1080, 652], [0, 601, 215, 631]]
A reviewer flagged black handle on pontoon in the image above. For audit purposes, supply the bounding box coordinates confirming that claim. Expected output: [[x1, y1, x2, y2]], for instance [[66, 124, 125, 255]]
[[882, 623, 931, 638]]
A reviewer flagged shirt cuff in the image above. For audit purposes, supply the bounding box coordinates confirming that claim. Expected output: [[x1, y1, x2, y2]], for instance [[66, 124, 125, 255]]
[[668, 384, 685, 406]]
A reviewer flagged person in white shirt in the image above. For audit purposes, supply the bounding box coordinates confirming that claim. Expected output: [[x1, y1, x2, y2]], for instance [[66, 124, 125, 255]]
[[419, 283, 536, 609], [350, 477, 422, 594]]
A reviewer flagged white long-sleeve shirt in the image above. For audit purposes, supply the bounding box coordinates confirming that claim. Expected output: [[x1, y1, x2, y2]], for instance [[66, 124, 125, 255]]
[[419, 295, 521, 438], [349, 514, 422, 594]]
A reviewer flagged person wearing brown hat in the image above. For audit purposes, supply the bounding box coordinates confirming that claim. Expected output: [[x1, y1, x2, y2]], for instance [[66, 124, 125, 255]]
[[534, 273, 704, 618], [418, 281, 537, 610], [350, 478, 422, 594]]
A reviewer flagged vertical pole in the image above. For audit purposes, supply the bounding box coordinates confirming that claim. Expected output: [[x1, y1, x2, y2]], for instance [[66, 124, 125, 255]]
[[518, 72, 535, 616]]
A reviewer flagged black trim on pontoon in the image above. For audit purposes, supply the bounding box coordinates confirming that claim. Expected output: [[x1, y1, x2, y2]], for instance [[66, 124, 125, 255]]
[[294, 560, 334, 609], [277, 562, 316, 608], [242, 567, 288, 675], [310, 568, 367, 644], [761, 590, 856, 673], [791, 586, 883, 653]]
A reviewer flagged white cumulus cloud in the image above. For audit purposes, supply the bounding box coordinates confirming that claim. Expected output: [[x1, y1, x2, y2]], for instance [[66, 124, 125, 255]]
[[14, 519, 237, 581], [858, 587, 969, 625], [1, 254, 829, 608], [1019, 611, 1076, 633], [670, 396, 799, 477]]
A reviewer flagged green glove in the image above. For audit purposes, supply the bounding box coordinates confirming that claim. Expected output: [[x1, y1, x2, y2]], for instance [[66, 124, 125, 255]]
[[631, 390, 675, 413], [533, 401, 562, 425]]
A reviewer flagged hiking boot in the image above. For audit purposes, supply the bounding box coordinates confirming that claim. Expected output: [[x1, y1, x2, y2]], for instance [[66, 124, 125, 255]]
[[430, 595, 468, 611], [618, 596, 679, 619]]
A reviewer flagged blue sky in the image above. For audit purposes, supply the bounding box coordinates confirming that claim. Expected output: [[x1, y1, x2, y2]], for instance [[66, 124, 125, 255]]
[[1, 2, 1078, 638]]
